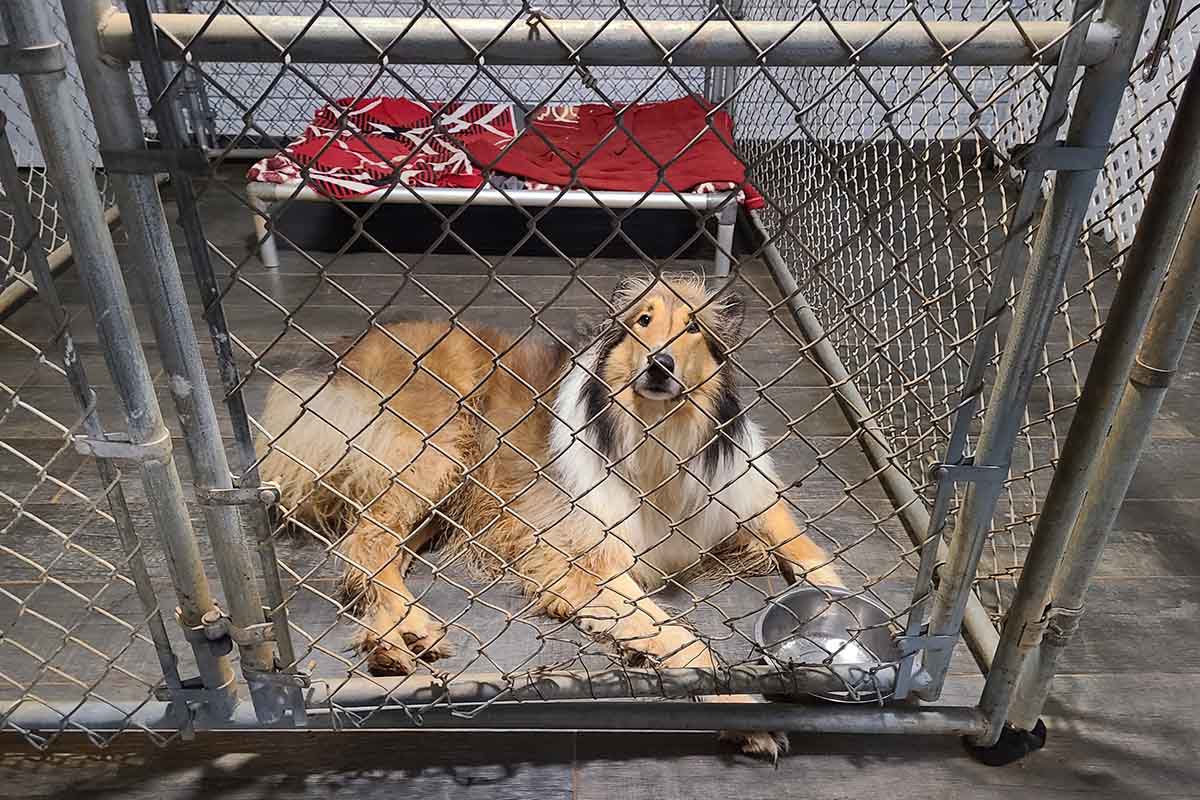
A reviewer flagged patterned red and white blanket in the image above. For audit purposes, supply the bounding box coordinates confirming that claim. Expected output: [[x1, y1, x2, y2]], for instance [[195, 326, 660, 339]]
[[248, 96, 763, 208]]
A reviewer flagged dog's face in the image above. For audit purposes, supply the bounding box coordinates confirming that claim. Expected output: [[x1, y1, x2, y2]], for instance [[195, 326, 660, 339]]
[[597, 273, 744, 403]]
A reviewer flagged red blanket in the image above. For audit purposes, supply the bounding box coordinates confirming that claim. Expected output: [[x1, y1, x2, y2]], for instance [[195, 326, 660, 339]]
[[248, 96, 762, 208]]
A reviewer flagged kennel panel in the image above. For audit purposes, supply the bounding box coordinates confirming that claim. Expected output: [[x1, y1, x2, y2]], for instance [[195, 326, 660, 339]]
[[100, 0, 1116, 711], [9, 0, 1160, 744]]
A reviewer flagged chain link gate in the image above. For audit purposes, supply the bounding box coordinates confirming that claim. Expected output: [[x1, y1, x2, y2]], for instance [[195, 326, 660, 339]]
[[3, 0, 1197, 761]]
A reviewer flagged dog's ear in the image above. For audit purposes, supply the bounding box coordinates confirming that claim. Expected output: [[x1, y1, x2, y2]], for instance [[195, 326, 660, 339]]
[[716, 291, 745, 341]]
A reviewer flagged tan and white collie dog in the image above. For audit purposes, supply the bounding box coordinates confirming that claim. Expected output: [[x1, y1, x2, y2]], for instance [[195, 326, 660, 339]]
[[257, 272, 841, 758]]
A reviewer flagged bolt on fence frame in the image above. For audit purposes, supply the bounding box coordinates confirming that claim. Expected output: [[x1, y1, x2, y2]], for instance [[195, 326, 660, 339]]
[[0, 0, 238, 721], [65, 0, 1157, 739], [981, 39, 1200, 744], [62, 0, 304, 727]]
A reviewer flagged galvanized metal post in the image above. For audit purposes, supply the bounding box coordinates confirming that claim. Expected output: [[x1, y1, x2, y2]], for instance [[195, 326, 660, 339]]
[[0, 0, 238, 718], [975, 39, 1200, 746], [65, 0, 302, 725], [1009, 186, 1200, 732], [920, 0, 1151, 706]]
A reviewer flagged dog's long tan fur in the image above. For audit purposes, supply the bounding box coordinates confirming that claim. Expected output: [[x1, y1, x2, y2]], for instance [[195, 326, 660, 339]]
[[257, 273, 840, 759]]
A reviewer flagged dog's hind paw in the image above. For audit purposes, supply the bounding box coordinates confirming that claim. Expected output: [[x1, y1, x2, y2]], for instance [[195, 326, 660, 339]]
[[719, 730, 789, 764]]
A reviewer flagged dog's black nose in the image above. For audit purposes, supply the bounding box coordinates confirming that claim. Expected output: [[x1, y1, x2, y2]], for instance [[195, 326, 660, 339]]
[[649, 353, 675, 375]]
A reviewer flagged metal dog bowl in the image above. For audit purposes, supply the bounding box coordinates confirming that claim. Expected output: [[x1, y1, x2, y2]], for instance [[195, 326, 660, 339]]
[[755, 585, 902, 703]]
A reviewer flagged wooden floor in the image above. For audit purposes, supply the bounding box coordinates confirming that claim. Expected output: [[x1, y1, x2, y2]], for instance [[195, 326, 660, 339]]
[[1, 170, 1199, 798]]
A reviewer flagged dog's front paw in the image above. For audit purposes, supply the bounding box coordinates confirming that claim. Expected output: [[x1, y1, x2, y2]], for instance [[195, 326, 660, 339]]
[[402, 621, 454, 662], [719, 729, 789, 764]]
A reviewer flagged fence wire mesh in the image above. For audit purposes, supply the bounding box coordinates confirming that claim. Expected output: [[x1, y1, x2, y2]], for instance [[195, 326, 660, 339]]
[[0, 0, 1186, 741], [0, 125, 187, 748]]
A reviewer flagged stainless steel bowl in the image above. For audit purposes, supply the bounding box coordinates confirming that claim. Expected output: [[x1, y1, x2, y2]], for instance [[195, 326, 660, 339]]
[[755, 585, 902, 703]]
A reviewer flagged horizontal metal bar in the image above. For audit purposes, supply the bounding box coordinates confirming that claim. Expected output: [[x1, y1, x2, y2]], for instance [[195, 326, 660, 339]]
[[101, 146, 208, 175], [313, 666, 862, 706], [1, 697, 986, 736], [98, 15, 1120, 67], [247, 182, 731, 211]]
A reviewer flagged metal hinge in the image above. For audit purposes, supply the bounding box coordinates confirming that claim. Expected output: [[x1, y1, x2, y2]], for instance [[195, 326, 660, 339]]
[[195, 483, 281, 507], [895, 631, 957, 657], [73, 430, 172, 461], [0, 43, 67, 75], [929, 458, 1009, 486], [1130, 357, 1174, 388], [1013, 140, 1107, 173], [101, 147, 209, 176], [243, 663, 311, 690]]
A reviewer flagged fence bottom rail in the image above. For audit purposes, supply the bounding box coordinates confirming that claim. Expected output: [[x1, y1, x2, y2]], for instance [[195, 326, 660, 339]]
[[1, 697, 986, 737]]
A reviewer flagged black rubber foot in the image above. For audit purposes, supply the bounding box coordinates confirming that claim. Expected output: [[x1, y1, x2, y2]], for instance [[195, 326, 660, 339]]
[[963, 719, 1047, 766]]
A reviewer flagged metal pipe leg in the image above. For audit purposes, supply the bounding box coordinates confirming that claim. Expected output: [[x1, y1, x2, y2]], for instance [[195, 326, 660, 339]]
[[250, 191, 280, 268], [978, 38, 1200, 745], [713, 203, 736, 277], [964, 0, 1155, 749]]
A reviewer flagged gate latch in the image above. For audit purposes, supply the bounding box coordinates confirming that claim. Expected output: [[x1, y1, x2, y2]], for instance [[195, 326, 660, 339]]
[[196, 484, 281, 507], [1012, 140, 1107, 173], [199, 605, 276, 648], [177, 604, 275, 657], [895, 631, 957, 657]]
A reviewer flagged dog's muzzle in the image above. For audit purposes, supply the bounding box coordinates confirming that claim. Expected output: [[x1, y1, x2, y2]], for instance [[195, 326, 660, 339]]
[[635, 352, 683, 400]]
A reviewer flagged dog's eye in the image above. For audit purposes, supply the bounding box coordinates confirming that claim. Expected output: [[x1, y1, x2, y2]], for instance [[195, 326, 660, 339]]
[[686, 319, 701, 334], [637, 314, 652, 327]]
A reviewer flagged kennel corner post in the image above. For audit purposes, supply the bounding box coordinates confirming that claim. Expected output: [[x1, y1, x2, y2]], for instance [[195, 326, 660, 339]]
[[1001, 62, 1200, 735], [63, 0, 302, 726], [0, 0, 240, 718], [937, 0, 1154, 746]]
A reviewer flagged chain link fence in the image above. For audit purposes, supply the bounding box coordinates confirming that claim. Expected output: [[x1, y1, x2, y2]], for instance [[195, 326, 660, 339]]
[[0, 0, 1190, 753], [742, 0, 1200, 626], [0, 116, 187, 750]]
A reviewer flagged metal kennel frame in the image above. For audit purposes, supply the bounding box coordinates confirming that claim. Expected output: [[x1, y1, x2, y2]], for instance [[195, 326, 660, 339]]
[[2, 0, 1198, 757]]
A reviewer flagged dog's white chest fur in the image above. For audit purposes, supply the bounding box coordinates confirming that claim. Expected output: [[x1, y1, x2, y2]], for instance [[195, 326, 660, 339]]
[[549, 363, 779, 585]]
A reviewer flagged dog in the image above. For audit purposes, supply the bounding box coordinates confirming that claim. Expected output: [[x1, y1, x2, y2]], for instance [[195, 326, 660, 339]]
[[257, 272, 841, 759]]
